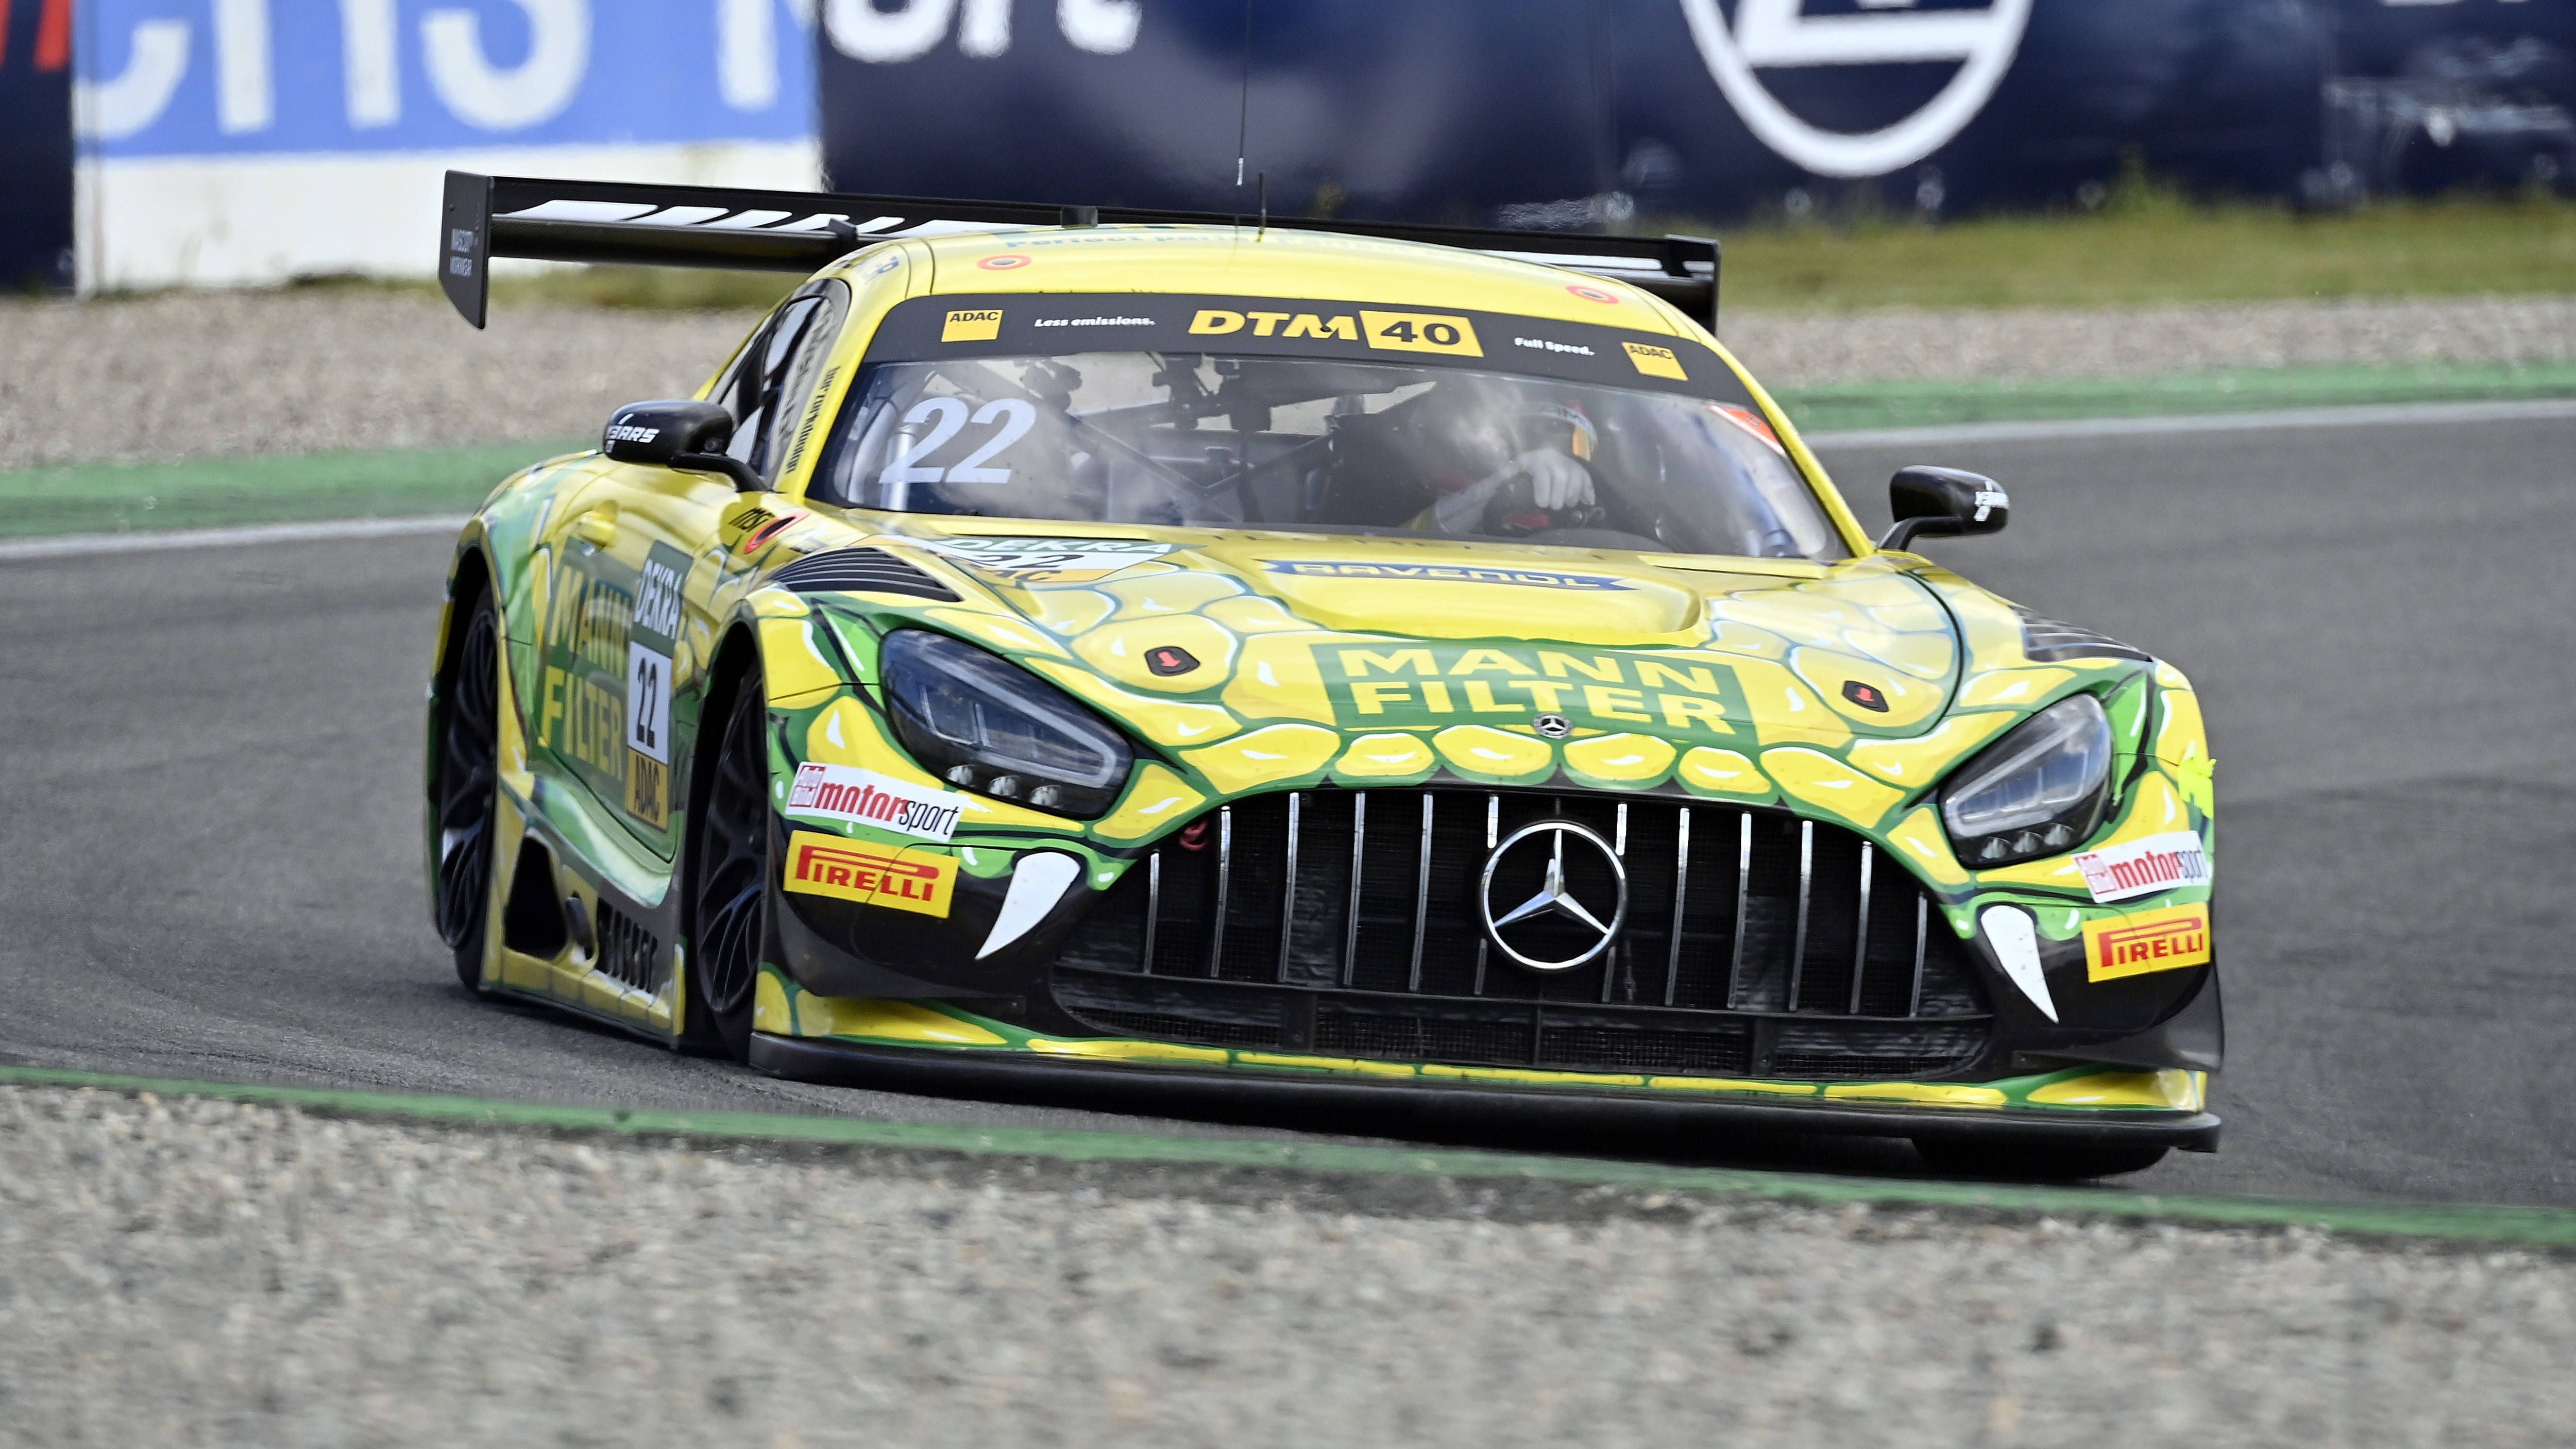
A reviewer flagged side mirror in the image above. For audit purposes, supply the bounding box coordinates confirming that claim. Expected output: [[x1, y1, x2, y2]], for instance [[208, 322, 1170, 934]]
[[1880, 465, 2009, 552], [602, 400, 760, 491]]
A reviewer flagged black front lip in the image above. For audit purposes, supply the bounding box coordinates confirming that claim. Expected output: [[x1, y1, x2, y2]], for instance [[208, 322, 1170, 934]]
[[748, 1033, 2223, 1152]]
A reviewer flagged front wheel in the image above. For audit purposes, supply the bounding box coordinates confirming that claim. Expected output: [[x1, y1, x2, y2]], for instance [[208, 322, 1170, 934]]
[[687, 664, 770, 1062], [433, 595, 501, 992], [1913, 1137, 2172, 1183]]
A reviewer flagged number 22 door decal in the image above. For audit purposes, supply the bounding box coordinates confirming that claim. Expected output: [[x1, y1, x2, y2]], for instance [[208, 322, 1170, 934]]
[[624, 543, 687, 829], [541, 536, 691, 833]]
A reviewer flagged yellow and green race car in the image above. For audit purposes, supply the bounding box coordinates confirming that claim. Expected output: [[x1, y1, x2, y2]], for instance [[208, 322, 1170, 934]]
[[428, 174, 2219, 1178]]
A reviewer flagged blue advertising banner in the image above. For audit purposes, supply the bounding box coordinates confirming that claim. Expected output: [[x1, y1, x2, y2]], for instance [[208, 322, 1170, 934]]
[[816, 0, 2572, 227], [1, 0, 74, 289], [75, 0, 815, 157]]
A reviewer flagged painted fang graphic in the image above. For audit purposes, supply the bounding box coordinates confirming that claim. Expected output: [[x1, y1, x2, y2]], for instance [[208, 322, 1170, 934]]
[[2082, 904, 2213, 982], [2074, 831, 2211, 904], [786, 763, 966, 843], [782, 831, 956, 917]]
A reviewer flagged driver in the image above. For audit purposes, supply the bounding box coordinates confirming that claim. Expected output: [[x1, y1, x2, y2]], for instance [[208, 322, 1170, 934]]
[[1390, 377, 1600, 535]]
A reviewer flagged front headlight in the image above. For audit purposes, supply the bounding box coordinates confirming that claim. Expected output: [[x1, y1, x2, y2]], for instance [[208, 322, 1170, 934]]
[[880, 629, 1133, 817], [1940, 694, 2113, 865]]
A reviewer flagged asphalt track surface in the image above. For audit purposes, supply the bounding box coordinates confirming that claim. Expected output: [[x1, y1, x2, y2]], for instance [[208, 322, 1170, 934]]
[[4, 410, 2570, 1207]]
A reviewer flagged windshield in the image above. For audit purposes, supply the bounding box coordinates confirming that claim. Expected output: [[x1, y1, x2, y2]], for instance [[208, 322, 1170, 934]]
[[810, 298, 1847, 561]]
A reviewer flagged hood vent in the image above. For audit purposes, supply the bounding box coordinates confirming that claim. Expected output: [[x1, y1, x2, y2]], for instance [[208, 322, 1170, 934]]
[[2013, 604, 2153, 664], [770, 547, 958, 601]]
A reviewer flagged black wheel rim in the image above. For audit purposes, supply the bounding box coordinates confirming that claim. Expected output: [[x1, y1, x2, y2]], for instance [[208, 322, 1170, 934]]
[[435, 604, 499, 951], [694, 680, 769, 1021]]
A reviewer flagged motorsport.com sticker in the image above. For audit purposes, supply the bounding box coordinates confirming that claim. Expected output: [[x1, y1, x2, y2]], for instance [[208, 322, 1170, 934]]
[[1263, 560, 1632, 591]]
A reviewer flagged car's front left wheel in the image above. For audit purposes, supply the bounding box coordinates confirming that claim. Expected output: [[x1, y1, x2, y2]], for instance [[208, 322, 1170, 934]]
[[687, 662, 770, 1062], [433, 593, 501, 992]]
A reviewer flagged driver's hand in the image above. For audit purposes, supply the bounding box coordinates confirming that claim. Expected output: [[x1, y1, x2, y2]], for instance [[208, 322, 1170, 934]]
[[1433, 449, 1595, 532], [1514, 448, 1596, 510]]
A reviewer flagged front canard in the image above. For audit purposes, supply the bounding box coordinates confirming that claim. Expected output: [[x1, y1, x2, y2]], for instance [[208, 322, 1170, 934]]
[[2082, 904, 2212, 982], [782, 830, 956, 917]]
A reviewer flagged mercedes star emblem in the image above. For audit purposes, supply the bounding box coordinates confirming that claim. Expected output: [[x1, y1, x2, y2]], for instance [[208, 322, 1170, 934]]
[[1479, 821, 1628, 972], [1532, 713, 1572, 739]]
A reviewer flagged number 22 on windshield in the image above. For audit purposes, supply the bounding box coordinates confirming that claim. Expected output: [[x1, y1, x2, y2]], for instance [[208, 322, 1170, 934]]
[[880, 397, 1037, 485]]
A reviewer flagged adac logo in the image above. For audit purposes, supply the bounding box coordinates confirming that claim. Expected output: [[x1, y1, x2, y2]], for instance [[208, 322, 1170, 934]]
[[2081, 904, 2212, 983], [1677, 0, 2033, 179]]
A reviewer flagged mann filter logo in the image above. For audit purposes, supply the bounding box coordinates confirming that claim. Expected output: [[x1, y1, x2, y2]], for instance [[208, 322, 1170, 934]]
[[783, 831, 956, 918], [1678, 0, 2034, 179], [2082, 904, 2212, 983], [1265, 560, 1630, 591], [787, 764, 966, 843], [2075, 832, 2211, 905], [1318, 643, 1751, 742], [942, 309, 1003, 342]]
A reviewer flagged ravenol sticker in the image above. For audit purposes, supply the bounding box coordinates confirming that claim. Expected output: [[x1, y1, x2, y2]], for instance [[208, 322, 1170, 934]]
[[1317, 643, 1752, 742], [787, 764, 965, 843], [1623, 342, 1687, 380], [942, 309, 1003, 342], [912, 536, 1171, 583], [1263, 560, 1629, 591], [2074, 831, 2210, 904], [782, 831, 956, 918], [2082, 904, 2212, 982]]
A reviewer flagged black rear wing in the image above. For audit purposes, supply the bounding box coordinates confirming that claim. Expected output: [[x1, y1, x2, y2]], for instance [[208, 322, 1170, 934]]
[[439, 171, 1719, 332]]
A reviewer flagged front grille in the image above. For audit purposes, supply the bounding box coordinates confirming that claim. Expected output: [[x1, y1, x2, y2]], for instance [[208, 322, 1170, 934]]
[[1052, 788, 1994, 1081], [770, 546, 958, 600]]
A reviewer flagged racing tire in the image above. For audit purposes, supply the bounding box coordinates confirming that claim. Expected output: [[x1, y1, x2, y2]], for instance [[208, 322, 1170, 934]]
[[686, 662, 770, 1063], [433, 593, 502, 993], [1912, 1137, 2171, 1183]]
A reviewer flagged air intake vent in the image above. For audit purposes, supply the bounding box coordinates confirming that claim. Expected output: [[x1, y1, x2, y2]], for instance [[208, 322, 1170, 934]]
[[770, 547, 958, 601], [1050, 787, 1995, 1082], [2013, 604, 2153, 663]]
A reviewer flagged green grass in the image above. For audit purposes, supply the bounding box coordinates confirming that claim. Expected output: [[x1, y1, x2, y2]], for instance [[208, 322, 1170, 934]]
[[232, 192, 2576, 315], [1710, 191, 2576, 312], [8, 1063, 2576, 1248], [1774, 361, 2576, 433], [0, 441, 584, 539]]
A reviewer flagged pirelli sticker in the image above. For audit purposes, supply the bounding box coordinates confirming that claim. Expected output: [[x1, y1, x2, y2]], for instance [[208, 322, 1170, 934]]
[[782, 830, 956, 918], [2082, 904, 2212, 982]]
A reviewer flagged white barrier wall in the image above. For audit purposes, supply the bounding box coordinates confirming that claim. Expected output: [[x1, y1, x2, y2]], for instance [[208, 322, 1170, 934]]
[[74, 0, 820, 292]]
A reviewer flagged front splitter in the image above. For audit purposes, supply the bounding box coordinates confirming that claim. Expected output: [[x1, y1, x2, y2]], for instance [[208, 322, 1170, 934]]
[[749, 1033, 2223, 1152]]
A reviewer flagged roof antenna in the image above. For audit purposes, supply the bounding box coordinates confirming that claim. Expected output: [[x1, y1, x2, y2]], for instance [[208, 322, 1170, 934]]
[[1232, 0, 1253, 228], [1258, 173, 1268, 238]]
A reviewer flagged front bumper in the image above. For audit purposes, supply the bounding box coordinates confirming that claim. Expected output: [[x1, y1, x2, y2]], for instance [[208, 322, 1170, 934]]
[[748, 1025, 2222, 1152], [762, 784, 2224, 1148]]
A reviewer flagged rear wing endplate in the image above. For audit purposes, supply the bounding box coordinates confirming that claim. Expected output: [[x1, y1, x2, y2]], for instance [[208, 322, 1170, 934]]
[[439, 171, 1719, 332]]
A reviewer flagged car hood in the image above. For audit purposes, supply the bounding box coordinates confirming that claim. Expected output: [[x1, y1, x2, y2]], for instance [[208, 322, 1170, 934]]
[[747, 512, 2154, 841]]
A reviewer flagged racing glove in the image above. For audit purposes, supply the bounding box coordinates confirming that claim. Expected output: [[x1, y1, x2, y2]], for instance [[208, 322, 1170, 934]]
[[1433, 449, 1597, 532]]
